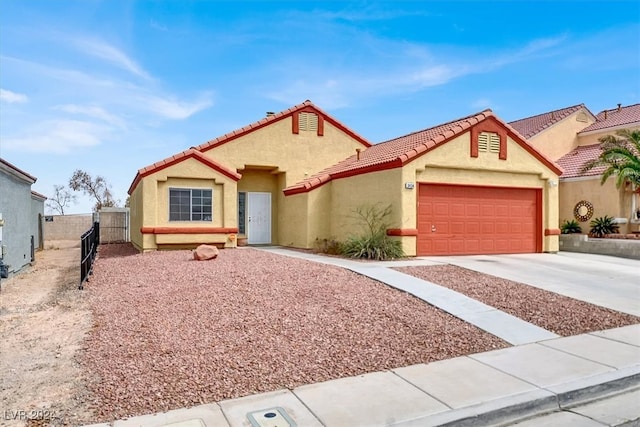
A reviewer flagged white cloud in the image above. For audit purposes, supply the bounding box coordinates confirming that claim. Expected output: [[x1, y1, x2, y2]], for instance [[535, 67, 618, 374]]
[[2, 120, 108, 154], [0, 88, 28, 103], [410, 64, 461, 88], [139, 94, 214, 120], [71, 38, 152, 80], [54, 104, 126, 128]]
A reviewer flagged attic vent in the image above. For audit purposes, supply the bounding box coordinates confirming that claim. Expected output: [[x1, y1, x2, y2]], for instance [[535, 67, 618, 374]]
[[299, 112, 318, 132], [478, 132, 500, 153], [576, 112, 588, 123]]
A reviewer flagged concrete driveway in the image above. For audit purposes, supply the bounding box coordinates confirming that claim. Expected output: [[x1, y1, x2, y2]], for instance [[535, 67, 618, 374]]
[[419, 252, 640, 317]]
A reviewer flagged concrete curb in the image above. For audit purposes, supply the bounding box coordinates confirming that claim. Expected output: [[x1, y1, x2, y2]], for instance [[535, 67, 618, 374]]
[[390, 367, 640, 427]]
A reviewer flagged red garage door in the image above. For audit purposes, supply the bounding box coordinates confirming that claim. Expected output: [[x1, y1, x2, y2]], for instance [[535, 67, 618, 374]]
[[417, 184, 541, 255]]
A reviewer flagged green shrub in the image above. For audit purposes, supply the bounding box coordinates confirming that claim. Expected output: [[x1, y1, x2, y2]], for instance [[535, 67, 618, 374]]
[[314, 237, 342, 255], [560, 219, 582, 234], [340, 204, 404, 260], [589, 215, 619, 238]]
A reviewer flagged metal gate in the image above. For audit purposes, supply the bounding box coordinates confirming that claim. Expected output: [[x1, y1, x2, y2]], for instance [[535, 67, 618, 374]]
[[98, 208, 130, 243]]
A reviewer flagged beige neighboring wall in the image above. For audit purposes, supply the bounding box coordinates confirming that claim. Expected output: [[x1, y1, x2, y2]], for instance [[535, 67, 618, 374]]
[[560, 177, 636, 234], [526, 108, 594, 161], [577, 124, 640, 147]]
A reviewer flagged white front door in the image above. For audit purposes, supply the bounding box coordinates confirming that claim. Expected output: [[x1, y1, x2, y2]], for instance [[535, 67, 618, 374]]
[[247, 192, 271, 244]]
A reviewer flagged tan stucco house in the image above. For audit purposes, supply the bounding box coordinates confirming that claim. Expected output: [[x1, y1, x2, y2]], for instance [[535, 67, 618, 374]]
[[128, 101, 562, 255], [510, 103, 640, 234]]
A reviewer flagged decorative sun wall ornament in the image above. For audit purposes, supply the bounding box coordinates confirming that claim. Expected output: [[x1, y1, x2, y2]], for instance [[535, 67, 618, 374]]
[[573, 200, 594, 222]]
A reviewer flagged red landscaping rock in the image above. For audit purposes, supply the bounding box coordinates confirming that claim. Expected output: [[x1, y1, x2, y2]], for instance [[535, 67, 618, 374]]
[[193, 244, 219, 260]]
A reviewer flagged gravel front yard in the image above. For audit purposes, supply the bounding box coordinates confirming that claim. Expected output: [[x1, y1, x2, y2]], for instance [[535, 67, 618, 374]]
[[82, 245, 507, 422], [395, 265, 639, 336]]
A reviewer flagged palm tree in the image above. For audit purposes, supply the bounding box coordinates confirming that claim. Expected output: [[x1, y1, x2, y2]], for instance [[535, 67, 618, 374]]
[[580, 129, 640, 188]]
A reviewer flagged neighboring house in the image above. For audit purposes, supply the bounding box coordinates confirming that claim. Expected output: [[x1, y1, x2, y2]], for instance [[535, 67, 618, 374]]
[[0, 158, 46, 275], [510, 103, 640, 234], [129, 101, 561, 256]]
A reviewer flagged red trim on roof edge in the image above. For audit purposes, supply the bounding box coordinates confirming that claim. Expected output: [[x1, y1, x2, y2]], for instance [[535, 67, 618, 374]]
[[386, 228, 418, 236], [128, 149, 241, 195], [141, 227, 239, 234]]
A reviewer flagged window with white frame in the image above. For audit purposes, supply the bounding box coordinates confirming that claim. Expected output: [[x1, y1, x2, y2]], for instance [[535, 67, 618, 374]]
[[169, 188, 212, 221]]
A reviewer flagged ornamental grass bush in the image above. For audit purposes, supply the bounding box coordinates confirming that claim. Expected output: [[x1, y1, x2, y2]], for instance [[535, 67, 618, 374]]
[[340, 204, 405, 260]]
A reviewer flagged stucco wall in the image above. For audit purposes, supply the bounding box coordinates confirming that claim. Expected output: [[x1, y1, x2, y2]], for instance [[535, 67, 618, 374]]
[[329, 168, 403, 240], [135, 158, 238, 251], [0, 171, 34, 273], [30, 195, 45, 249], [129, 185, 144, 250], [202, 117, 365, 188], [527, 109, 594, 160], [278, 191, 308, 248], [559, 178, 635, 234]]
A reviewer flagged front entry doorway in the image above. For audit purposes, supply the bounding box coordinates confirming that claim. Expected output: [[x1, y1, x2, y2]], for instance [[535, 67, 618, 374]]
[[246, 192, 272, 244]]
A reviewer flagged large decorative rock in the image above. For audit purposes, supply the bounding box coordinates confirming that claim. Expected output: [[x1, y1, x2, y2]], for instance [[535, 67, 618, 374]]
[[193, 244, 219, 261]]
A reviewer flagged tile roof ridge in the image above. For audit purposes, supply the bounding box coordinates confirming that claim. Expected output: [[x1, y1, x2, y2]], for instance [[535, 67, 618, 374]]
[[378, 109, 493, 145], [595, 102, 640, 115], [509, 103, 586, 124]]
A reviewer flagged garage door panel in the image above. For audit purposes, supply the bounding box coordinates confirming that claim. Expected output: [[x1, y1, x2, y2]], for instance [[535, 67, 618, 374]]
[[418, 184, 539, 255], [450, 221, 465, 234]]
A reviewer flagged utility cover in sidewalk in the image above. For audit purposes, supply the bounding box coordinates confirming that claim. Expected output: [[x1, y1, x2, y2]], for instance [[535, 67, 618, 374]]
[[247, 407, 296, 427]]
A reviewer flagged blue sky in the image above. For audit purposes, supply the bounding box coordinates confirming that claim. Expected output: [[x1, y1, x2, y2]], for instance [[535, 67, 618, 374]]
[[1, 1, 639, 214]]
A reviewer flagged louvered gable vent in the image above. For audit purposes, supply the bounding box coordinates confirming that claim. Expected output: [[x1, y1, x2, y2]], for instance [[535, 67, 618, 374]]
[[299, 112, 318, 132], [478, 132, 500, 153]]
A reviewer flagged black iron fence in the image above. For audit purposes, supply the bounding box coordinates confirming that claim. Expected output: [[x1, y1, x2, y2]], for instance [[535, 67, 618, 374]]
[[80, 221, 100, 289]]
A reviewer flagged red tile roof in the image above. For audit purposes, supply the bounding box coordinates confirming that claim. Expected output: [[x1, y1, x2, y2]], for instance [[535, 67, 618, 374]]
[[579, 103, 640, 134], [555, 144, 605, 179], [0, 157, 37, 183], [128, 149, 241, 194], [284, 110, 562, 195], [128, 101, 372, 194], [196, 100, 371, 152], [508, 104, 592, 139]]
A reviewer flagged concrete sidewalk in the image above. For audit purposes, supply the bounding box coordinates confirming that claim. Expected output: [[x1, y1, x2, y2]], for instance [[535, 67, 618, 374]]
[[86, 324, 640, 427]]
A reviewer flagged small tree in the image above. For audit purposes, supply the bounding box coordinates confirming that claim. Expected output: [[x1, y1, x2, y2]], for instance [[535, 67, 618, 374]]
[[46, 184, 77, 215], [580, 129, 640, 188], [69, 169, 117, 211]]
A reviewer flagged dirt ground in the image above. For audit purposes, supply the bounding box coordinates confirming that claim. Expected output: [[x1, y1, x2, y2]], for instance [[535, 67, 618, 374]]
[[0, 241, 94, 427]]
